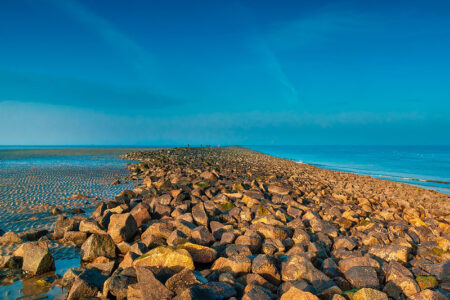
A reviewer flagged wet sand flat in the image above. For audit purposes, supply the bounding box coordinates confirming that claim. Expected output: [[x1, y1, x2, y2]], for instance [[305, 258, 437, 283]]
[[0, 149, 143, 299]]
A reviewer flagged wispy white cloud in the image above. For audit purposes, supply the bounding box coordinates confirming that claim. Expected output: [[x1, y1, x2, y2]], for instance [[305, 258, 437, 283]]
[[268, 10, 374, 50], [0, 69, 177, 110], [51, 0, 155, 86]]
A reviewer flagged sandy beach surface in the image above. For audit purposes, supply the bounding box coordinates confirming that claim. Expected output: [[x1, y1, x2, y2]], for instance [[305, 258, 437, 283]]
[[0, 147, 449, 299]]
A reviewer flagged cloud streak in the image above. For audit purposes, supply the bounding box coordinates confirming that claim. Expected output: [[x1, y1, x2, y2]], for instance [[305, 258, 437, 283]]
[[50, 0, 155, 86], [0, 70, 178, 111], [268, 9, 373, 50]]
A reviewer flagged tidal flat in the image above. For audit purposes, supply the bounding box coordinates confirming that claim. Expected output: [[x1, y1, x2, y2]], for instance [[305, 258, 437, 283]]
[[0, 148, 144, 299]]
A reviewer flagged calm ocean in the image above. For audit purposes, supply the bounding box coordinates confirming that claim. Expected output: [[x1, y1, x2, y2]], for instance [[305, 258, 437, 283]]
[[247, 145, 450, 194]]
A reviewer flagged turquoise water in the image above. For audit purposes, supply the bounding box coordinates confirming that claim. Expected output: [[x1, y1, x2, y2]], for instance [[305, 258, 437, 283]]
[[247, 145, 450, 194]]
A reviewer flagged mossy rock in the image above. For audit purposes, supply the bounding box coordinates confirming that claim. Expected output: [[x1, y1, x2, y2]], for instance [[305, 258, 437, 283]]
[[342, 289, 358, 297], [431, 247, 446, 256], [194, 181, 210, 189], [416, 276, 438, 290], [255, 205, 271, 218], [218, 202, 236, 212], [232, 183, 245, 191]]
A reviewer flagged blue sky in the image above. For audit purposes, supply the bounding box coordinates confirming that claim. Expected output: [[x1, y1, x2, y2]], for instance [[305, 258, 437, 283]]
[[0, 0, 449, 145]]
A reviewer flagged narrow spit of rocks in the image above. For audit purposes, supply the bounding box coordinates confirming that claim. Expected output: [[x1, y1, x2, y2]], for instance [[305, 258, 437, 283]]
[[1, 147, 449, 300]]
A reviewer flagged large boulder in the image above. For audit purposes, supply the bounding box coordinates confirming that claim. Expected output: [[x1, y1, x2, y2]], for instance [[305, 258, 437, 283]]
[[281, 255, 333, 292], [178, 242, 217, 263], [176, 282, 236, 300], [368, 245, 409, 263], [0, 232, 22, 244], [251, 223, 289, 240], [67, 269, 107, 300], [79, 219, 106, 234], [108, 213, 138, 243], [280, 286, 319, 300], [352, 288, 388, 300], [133, 246, 194, 274], [130, 202, 151, 227], [20, 242, 55, 275], [344, 266, 379, 289], [251, 254, 281, 285], [165, 268, 202, 294], [135, 267, 173, 299], [338, 256, 380, 274], [211, 255, 252, 276], [54, 216, 79, 239], [192, 203, 208, 226], [103, 267, 137, 300], [81, 234, 116, 261]]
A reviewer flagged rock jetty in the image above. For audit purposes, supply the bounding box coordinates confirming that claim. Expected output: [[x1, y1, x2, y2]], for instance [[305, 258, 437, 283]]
[[0, 146, 449, 299]]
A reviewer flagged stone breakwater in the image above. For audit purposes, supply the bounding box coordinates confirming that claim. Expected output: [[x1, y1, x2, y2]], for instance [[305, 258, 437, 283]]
[[1, 146, 449, 299]]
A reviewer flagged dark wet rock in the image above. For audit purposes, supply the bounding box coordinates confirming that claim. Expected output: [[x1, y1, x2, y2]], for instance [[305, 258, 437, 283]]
[[211, 255, 252, 276], [0, 255, 22, 269], [49, 207, 64, 215], [62, 267, 84, 289], [79, 219, 106, 234], [67, 268, 107, 300], [191, 226, 215, 245], [86, 259, 116, 276], [165, 268, 202, 294], [225, 244, 253, 257], [130, 202, 151, 227], [322, 258, 339, 278], [167, 230, 188, 247], [192, 202, 209, 226], [344, 266, 379, 289], [54, 216, 79, 239], [243, 284, 274, 300], [178, 242, 217, 263], [19, 229, 48, 242], [103, 267, 138, 299], [81, 233, 116, 261], [92, 202, 107, 218], [69, 208, 85, 215], [108, 212, 138, 243], [19, 242, 55, 276], [63, 231, 88, 244], [251, 254, 280, 285], [133, 267, 174, 299]]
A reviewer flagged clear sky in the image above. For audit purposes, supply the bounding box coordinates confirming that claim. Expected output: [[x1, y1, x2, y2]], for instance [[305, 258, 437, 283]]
[[1, 0, 449, 145]]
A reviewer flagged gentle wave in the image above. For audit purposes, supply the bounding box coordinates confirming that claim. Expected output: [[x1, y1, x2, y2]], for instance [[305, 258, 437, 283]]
[[300, 160, 450, 192]]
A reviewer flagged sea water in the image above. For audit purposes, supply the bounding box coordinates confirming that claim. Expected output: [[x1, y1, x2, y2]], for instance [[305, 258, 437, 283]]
[[247, 145, 450, 194]]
